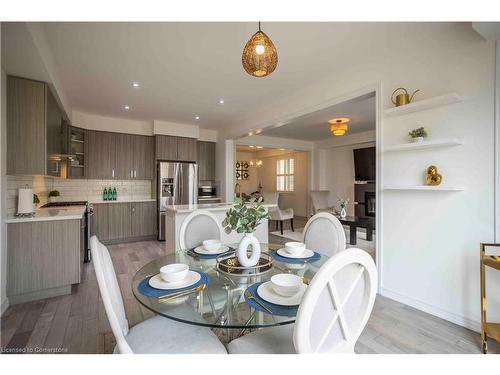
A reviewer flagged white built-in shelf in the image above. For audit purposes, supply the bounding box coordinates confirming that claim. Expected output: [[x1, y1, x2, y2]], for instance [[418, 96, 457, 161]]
[[384, 93, 462, 117], [384, 138, 463, 152], [384, 185, 464, 192]]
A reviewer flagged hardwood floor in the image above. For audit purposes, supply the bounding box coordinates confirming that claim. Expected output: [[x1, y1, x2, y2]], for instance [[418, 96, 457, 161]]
[[1, 238, 498, 354]]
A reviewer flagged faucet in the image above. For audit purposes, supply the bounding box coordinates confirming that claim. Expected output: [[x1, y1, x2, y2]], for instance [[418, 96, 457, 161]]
[[234, 183, 241, 198]]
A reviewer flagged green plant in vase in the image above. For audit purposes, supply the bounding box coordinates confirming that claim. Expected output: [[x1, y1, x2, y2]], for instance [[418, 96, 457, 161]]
[[48, 190, 60, 203], [222, 197, 269, 267], [408, 127, 428, 143]]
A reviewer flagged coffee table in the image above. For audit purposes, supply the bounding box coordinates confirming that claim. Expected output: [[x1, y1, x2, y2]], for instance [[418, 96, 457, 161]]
[[336, 216, 375, 245]]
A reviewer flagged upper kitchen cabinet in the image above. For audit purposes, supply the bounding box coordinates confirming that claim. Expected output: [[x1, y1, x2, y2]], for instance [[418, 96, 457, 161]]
[[197, 141, 216, 181], [7, 76, 48, 175], [155, 135, 197, 162], [86, 130, 154, 180], [155, 135, 178, 160], [134, 135, 154, 180], [176, 137, 197, 162]]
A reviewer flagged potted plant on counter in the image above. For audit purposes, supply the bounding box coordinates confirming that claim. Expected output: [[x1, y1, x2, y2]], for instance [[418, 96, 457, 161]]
[[338, 197, 349, 219], [408, 127, 428, 143], [33, 194, 40, 210], [222, 197, 270, 267], [48, 190, 60, 203]]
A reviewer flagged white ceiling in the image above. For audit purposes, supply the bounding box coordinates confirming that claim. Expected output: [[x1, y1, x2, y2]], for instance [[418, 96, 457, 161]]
[[261, 93, 375, 141], [1, 22, 463, 133]]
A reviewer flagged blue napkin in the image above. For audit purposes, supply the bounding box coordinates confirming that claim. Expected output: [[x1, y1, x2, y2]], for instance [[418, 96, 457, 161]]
[[244, 282, 298, 317], [270, 250, 321, 264], [138, 270, 209, 298]]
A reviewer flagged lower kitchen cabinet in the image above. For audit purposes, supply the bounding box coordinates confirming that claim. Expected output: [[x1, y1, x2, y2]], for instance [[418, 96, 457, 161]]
[[91, 201, 157, 244], [7, 219, 82, 304]]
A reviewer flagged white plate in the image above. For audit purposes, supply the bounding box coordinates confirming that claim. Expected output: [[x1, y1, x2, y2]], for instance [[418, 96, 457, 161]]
[[148, 270, 201, 290], [277, 248, 315, 259], [193, 245, 230, 255], [256, 281, 307, 306]]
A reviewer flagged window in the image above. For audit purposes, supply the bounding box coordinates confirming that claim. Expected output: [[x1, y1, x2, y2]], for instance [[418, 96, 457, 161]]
[[276, 158, 295, 192]]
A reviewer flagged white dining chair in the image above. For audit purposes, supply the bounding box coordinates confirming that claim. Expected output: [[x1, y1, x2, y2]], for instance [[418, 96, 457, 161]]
[[309, 190, 336, 215], [91, 236, 227, 354], [262, 191, 294, 235], [179, 209, 223, 251], [302, 212, 346, 257], [227, 248, 378, 354]]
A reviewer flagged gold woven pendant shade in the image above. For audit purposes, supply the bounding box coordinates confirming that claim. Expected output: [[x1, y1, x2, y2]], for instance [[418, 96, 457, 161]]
[[242, 23, 278, 77]]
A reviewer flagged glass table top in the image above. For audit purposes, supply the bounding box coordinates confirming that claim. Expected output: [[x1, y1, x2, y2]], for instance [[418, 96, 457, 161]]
[[131, 243, 327, 329]]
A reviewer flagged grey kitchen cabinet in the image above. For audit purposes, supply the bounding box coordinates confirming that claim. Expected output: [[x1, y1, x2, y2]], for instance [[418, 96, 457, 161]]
[[91, 201, 156, 243], [155, 135, 178, 160], [7, 219, 81, 303], [177, 136, 197, 162], [108, 202, 132, 240], [7, 76, 47, 175], [133, 135, 154, 180], [131, 201, 157, 237], [115, 133, 133, 179], [86, 130, 154, 180], [197, 141, 216, 181], [155, 135, 197, 162]]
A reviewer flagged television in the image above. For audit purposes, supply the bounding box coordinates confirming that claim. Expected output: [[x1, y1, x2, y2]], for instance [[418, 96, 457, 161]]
[[353, 147, 376, 181]]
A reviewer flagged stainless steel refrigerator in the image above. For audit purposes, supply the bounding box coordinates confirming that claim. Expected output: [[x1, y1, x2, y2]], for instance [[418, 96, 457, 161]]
[[157, 161, 198, 241]]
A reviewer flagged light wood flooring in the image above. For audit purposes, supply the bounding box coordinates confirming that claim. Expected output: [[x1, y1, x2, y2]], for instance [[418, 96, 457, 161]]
[[1, 231, 498, 354]]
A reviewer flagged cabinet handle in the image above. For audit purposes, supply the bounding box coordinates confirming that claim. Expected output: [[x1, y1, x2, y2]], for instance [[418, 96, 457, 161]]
[[112, 169, 115, 178], [130, 170, 133, 178], [134, 170, 137, 178]]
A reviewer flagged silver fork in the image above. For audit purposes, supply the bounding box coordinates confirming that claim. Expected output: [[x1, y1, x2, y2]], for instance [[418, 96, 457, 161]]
[[245, 290, 273, 314]]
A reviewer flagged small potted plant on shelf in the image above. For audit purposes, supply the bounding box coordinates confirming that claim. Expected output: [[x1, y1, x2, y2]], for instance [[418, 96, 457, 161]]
[[48, 190, 60, 203], [338, 197, 349, 219], [408, 127, 428, 143], [222, 197, 270, 267]]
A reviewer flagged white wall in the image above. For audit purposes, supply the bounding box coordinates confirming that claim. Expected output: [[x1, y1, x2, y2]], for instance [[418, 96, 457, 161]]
[[220, 24, 499, 330]]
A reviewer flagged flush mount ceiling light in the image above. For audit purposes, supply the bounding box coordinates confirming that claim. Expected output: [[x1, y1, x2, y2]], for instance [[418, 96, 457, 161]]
[[132, 82, 140, 88], [219, 99, 225, 104], [329, 117, 350, 136], [124, 105, 130, 111], [242, 22, 278, 78], [195, 116, 200, 120]]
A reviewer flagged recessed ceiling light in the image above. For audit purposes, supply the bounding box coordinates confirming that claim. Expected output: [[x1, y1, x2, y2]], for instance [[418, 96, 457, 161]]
[[256, 146, 263, 149], [132, 82, 140, 88], [195, 116, 200, 120], [219, 99, 225, 104], [249, 145, 255, 148], [124, 105, 130, 111]]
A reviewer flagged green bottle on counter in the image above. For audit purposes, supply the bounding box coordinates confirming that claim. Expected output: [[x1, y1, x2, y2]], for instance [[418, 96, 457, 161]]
[[107, 187, 113, 201], [103, 187, 108, 201], [112, 187, 117, 201]]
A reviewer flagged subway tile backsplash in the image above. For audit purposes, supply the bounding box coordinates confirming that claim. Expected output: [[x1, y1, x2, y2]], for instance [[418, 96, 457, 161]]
[[7, 176, 152, 215]]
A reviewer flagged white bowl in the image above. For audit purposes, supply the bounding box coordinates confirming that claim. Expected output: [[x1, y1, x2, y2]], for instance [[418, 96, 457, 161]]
[[285, 242, 306, 256], [270, 274, 303, 297], [160, 263, 189, 283], [203, 239, 222, 252]]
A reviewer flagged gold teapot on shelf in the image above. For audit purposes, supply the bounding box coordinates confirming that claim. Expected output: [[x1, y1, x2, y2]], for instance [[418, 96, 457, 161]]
[[391, 87, 420, 107]]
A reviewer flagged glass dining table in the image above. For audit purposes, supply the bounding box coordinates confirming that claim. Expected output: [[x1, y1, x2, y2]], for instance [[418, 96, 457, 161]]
[[131, 243, 327, 341]]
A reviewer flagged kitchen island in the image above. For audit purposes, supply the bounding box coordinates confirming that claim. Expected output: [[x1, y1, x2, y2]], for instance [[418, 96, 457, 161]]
[[165, 203, 274, 252]]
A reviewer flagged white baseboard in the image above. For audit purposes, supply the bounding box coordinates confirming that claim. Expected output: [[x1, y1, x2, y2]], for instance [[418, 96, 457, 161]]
[[0, 297, 9, 316], [380, 287, 481, 333]]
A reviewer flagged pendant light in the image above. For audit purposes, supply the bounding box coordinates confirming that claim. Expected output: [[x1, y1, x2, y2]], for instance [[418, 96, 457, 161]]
[[242, 22, 278, 78], [329, 118, 350, 136]]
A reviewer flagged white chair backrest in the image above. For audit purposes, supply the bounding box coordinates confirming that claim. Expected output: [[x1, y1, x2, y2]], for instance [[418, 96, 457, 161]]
[[310, 191, 330, 212], [91, 236, 133, 354], [262, 191, 279, 206], [179, 210, 223, 251], [293, 248, 377, 353], [302, 213, 346, 257]]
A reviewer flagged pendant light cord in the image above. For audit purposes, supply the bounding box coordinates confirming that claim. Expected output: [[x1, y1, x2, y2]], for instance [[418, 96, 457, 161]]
[[258, 21, 261, 32]]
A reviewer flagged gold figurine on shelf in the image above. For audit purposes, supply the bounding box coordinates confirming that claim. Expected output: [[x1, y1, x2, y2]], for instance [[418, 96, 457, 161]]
[[426, 165, 442, 186]]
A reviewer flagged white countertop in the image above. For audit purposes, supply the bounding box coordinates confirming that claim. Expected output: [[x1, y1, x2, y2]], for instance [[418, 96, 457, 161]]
[[6, 206, 86, 223], [165, 203, 276, 214], [90, 198, 156, 204]]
